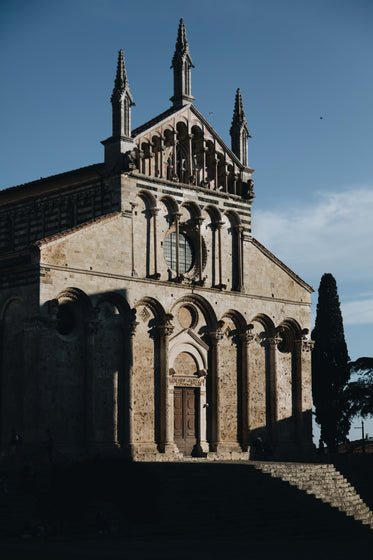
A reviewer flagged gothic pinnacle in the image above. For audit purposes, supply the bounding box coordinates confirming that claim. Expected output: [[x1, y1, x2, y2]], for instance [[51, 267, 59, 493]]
[[111, 49, 130, 103], [172, 18, 194, 69], [231, 88, 251, 138], [231, 89, 248, 130], [230, 88, 251, 165]]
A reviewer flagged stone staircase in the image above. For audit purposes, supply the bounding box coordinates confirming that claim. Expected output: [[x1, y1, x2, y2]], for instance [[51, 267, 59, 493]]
[[130, 462, 373, 540], [254, 462, 373, 529], [1, 458, 372, 541]]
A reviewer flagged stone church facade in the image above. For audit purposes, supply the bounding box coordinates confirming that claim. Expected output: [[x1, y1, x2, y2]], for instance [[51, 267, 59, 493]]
[[0, 20, 314, 461]]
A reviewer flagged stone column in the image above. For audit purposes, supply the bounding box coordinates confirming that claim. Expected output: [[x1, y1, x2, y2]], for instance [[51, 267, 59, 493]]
[[295, 337, 314, 447], [210, 326, 224, 452], [126, 314, 138, 458], [130, 202, 138, 277], [268, 336, 282, 442], [147, 143, 153, 176], [159, 139, 164, 179], [240, 329, 254, 451], [149, 208, 160, 279], [137, 149, 144, 174], [197, 216, 204, 284], [159, 318, 179, 455], [214, 156, 219, 190], [172, 133, 177, 178], [85, 317, 100, 450], [235, 225, 244, 292], [202, 143, 207, 184], [223, 161, 228, 192], [187, 134, 193, 180], [173, 212, 182, 280], [197, 370, 209, 455], [232, 169, 238, 196], [216, 221, 226, 290]]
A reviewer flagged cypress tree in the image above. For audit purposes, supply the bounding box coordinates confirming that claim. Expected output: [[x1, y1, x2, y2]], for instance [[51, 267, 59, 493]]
[[312, 273, 350, 451]]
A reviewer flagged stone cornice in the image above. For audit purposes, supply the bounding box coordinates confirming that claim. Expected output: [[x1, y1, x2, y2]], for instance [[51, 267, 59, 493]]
[[39, 262, 312, 307]]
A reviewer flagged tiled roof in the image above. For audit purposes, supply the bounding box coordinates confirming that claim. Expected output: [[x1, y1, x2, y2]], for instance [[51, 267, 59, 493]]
[[34, 211, 121, 247], [0, 163, 104, 197]]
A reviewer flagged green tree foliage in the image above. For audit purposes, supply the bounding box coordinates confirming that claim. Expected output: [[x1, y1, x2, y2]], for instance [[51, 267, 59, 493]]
[[312, 273, 350, 451], [345, 358, 373, 419]]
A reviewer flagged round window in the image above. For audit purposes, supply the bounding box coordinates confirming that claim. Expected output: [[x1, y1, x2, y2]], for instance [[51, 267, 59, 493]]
[[164, 232, 194, 274]]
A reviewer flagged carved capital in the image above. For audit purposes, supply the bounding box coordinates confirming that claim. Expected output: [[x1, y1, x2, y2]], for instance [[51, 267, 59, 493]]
[[299, 339, 315, 353], [239, 331, 255, 345], [172, 211, 182, 223], [149, 207, 159, 217], [268, 336, 283, 348], [159, 314, 174, 337], [210, 322, 224, 344]]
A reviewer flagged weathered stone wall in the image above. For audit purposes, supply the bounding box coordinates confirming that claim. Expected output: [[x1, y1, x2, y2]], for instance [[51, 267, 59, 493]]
[[248, 320, 269, 435], [132, 304, 157, 446], [0, 171, 314, 459], [218, 317, 240, 446]]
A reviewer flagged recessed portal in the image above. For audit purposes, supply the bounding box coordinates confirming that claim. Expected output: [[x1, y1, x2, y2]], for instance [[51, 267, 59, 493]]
[[174, 387, 199, 455]]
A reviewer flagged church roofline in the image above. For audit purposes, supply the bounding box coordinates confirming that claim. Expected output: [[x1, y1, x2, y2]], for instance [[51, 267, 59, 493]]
[[33, 211, 121, 248], [131, 105, 184, 138], [0, 163, 104, 201], [190, 106, 253, 172], [250, 237, 314, 293]]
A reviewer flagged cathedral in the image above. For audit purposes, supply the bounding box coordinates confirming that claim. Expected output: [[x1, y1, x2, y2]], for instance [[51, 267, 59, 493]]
[[0, 20, 314, 461]]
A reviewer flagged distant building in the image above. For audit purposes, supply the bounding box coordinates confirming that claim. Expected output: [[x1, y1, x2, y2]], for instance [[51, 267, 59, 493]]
[[0, 20, 314, 461]]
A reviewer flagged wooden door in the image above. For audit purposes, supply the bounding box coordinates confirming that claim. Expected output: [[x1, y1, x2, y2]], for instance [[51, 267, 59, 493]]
[[174, 387, 198, 455]]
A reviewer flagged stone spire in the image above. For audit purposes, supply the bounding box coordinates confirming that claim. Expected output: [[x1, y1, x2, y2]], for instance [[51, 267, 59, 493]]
[[170, 18, 195, 108], [111, 49, 134, 138], [102, 50, 135, 168], [230, 89, 251, 166]]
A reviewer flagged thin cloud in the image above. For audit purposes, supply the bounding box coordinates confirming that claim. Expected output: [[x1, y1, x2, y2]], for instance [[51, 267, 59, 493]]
[[253, 187, 373, 282], [341, 298, 373, 325]]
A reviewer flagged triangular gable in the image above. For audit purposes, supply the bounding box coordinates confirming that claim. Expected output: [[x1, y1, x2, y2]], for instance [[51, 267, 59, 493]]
[[132, 104, 254, 173], [250, 237, 314, 293]]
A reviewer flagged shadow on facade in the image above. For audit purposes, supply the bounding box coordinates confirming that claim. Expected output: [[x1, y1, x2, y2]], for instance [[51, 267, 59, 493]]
[[0, 285, 312, 461]]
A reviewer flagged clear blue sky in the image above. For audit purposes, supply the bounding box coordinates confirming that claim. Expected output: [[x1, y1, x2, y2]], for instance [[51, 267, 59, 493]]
[[1, 0, 372, 441]]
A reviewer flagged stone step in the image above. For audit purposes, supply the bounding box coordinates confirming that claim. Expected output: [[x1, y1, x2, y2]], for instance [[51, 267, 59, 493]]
[[253, 462, 373, 531]]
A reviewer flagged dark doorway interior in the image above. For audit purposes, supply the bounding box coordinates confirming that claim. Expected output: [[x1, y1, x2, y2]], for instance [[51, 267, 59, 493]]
[[174, 387, 198, 455]]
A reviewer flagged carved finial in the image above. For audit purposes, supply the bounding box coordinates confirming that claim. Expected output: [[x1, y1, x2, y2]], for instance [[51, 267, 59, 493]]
[[172, 18, 193, 68], [109, 50, 134, 139], [230, 89, 251, 165], [233, 89, 245, 125], [111, 50, 127, 102], [171, 18, 195, 107]]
